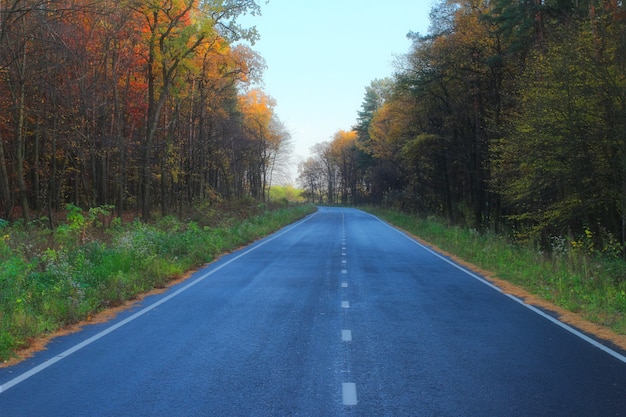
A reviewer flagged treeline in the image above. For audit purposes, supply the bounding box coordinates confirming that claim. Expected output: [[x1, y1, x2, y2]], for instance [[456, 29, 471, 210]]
[[299, 0, 626, 250], [0, 0, 291, 223]]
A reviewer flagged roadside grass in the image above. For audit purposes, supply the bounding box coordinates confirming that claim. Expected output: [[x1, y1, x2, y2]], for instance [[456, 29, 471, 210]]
[[367, 208, 626, 336], [0, 203, 316, 362]]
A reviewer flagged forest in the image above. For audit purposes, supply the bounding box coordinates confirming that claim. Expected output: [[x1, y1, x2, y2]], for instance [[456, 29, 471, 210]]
[[299, 0, 626, 252], [0, 0, 292, 223]]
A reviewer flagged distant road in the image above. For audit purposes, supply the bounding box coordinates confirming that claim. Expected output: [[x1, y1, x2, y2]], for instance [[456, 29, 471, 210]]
[[1, 207, 626, 416]]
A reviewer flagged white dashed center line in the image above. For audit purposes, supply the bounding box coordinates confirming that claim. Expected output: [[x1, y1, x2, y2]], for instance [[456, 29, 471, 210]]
[[342, 330, 352, 342], [339, 211, 357, 407], [342, 382, 358, 405]]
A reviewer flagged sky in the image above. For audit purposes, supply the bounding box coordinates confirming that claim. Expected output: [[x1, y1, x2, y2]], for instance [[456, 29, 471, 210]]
[[240, 0, 434, 182]]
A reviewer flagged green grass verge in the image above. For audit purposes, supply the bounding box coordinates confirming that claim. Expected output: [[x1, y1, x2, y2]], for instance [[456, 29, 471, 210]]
[[0, 204, 316, 362], [366, 207, 626, 336]]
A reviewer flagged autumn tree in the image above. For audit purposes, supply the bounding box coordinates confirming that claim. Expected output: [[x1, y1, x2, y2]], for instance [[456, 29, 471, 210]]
[[140, 0, 186, 217], [237, 89, 290, 201], [134, 0, 252, 219], [329, 130, 359, 204], [0, 0, 275, 222], [174, 41, 262, 204]]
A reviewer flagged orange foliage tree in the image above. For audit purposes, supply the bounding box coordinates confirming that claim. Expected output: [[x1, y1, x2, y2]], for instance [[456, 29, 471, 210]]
[[0, 0, 275, 221], [237, 89, 290, 201]]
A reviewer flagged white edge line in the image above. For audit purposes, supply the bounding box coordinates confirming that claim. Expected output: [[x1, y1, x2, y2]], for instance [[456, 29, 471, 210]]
[[0, 211, 320, 394], [368, 211, 626, 365]]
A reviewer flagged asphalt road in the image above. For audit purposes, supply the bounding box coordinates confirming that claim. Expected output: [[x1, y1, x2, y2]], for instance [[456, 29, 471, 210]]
[[1, 207, 626, 416]]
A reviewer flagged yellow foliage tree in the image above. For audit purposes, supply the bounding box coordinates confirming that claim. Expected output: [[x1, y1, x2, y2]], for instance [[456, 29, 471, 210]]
[[238, 90, 284, 201]]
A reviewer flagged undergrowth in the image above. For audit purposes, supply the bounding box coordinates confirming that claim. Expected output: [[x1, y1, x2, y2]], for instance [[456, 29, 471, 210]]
[[0, 203, 316, 362], [367, 208, 626, 336]]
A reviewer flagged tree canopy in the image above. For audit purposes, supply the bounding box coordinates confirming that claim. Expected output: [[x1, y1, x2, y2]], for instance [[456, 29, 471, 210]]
[[0, 0, 290, 222]]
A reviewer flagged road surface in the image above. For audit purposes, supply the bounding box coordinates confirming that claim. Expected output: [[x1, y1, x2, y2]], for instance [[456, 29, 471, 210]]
[[1, 207, 625, 416]]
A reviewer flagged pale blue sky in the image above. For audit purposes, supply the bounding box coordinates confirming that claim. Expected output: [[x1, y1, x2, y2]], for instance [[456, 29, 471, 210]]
[[242, 0, 433, 180]]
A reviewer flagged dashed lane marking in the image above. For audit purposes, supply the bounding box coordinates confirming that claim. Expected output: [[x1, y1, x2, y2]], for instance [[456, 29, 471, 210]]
[[342, 330, 352, 342], [342, 383, 358, 406]]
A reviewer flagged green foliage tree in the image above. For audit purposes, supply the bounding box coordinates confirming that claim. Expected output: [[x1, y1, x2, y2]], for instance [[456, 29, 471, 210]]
[[352, 79, 398, 203], [492, 10, 626, 245]]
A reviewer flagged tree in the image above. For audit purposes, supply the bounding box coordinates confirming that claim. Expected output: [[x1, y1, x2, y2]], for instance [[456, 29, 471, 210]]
[[311, 141, 339, 204], [134, 0, 262, 219], [492, 16, 626, 244], [297, 157, 325, 204], [238, 89, 281, 201], [266, 117, 293, 187], [351, 79, 395, 202], [329, 130, 359, 204], [179, 40, 262, 204], [353, 79, 391, 146]]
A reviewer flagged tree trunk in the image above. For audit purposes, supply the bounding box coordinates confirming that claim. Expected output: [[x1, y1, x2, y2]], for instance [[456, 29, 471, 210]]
[[0, 130, 12, 219], [16, 69, 30, 220]]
